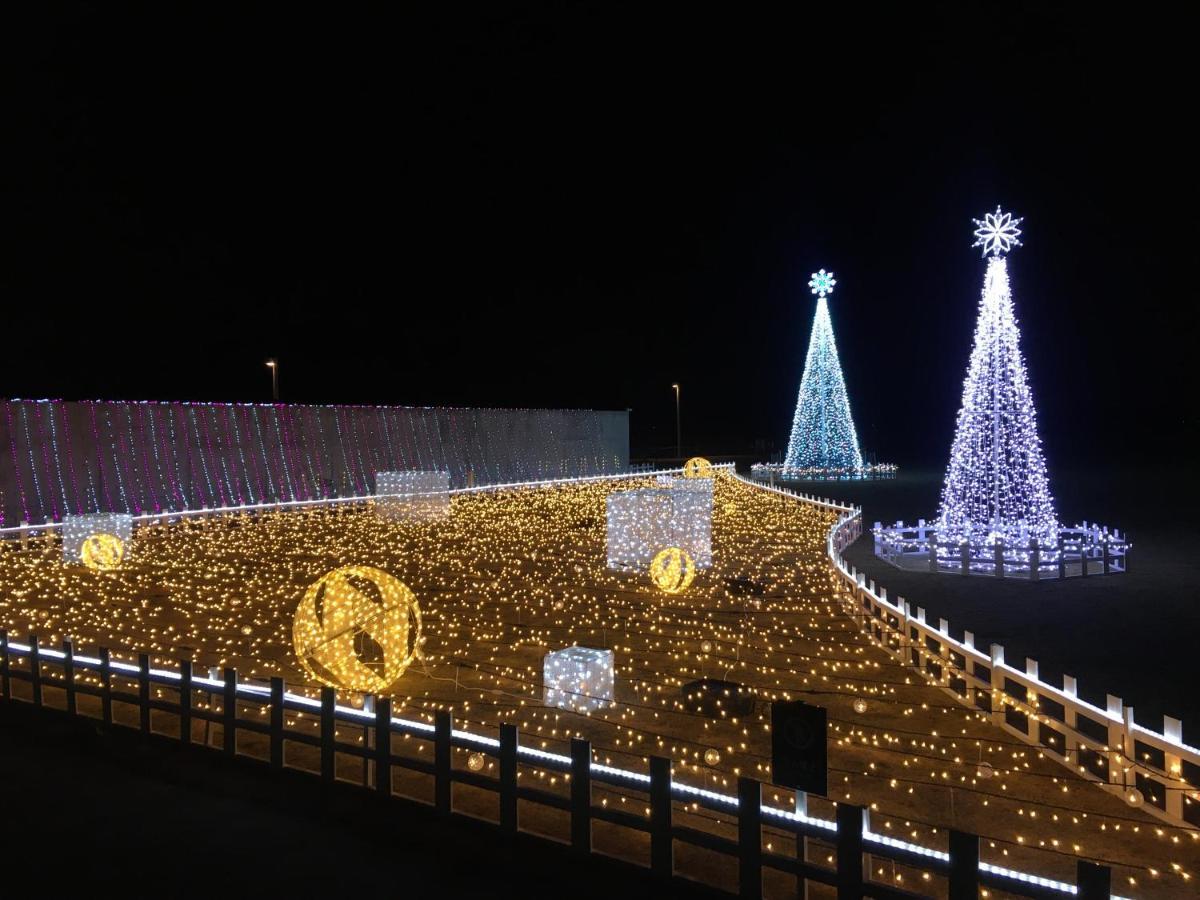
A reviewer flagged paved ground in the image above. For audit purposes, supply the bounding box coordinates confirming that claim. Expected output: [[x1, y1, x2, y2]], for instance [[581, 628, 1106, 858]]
[[800, 467, 1200, 745]]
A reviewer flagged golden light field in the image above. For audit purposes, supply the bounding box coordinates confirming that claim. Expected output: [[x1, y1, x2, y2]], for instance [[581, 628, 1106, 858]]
[[0, 473, 1195, 896]]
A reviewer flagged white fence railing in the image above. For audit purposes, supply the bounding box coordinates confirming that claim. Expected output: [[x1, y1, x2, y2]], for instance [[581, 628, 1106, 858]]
[[0, 465, 699, 545], [734, 471, 1198, 831], [874, 519, 1130, 580]]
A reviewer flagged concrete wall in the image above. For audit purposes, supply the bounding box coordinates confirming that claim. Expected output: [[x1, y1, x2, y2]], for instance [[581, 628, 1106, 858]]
[[0, 400, 629, 525]]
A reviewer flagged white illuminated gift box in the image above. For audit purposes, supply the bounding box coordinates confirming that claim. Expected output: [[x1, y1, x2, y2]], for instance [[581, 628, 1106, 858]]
[[61, 513, 134, 564], [606, 483, 712, 570], [374, 470, 450, 521], [543, 646, 614, 713]]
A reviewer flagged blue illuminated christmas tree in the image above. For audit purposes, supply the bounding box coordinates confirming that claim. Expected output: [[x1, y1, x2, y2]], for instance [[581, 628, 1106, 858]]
[[936, 208, 1058, 545], [783, 270, 864, 471]]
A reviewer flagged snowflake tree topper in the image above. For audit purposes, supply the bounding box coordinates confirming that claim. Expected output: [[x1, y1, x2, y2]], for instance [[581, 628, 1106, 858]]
[[808, 268, 836, 298], [972, 206, 1023, 257]]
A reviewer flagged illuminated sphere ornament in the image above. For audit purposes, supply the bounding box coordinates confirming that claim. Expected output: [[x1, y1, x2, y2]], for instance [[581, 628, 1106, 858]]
[[683, 457, 714, 479], [1125, 787, 1144, 807], [700, 640, 713, 654], [467, 752, 485, 772], [852, 698, 868, 715], [80, 533, 126, 570], [649, 547, 696, 594], [704, 748, 720, 766], [292, 565, 423, 693], [975, 761, 995, 779]]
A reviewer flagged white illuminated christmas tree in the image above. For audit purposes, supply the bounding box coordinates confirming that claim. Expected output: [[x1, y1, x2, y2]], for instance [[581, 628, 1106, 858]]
[[783, 269, 864, 472], [936, 208, 1058, 546]]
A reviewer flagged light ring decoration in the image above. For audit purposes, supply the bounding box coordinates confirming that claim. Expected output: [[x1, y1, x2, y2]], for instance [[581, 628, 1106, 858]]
[[292, 565, 423, 693], [80, 532, 126, 570], [682, 457, 714, 479], [649, 547, 696, 594]]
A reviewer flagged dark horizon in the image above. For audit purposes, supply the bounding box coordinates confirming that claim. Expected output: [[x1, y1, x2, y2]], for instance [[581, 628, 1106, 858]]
[[4, 4, 1193, 466]]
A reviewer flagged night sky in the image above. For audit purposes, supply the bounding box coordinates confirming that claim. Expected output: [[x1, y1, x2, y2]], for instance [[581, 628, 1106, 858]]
[[4, 4, 1192, 465]]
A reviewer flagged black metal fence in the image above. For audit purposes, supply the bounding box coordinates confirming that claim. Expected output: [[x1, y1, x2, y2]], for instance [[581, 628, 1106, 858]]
[[0, 630, 1116, 899]]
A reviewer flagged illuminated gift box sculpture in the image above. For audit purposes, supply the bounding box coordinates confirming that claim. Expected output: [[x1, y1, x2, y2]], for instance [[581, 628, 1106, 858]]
[[62, 513, 134, 566], [606, 484, 712, 570], [374, 470, 450, 521], [543, 646, 614, 713]]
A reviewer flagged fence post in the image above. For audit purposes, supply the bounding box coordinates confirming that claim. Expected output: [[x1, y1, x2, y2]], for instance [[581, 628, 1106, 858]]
[[993, 541, 1004, 578], [29, 634, 42, 706], [0, 629, 8, 700], [948, 830, 979, 899], [138, 653, 151, 733], [1079, 536, 1089, 578], [500, 723, 518, 833], [989, 645, 1006, 728], [373, 696, 391, 793], [434, 709, 452, 815], [62, 639, 76, 715], [794, 791, 809, 898], [223, 667, 238, 757], [320, 686, 336, 783], [1102, 538, 1110, 575], [650, 756, 672, 877], [1030, 539, 1040, 581], [928, 532, 938, 572], [836, 803, 864, 900], [1058, 535, 1066, 578], [270, 677, 285, 770], [737, 777, 762, 899], [179, 659, 192, 744], [1077, 860, 1111, 899], [959, 542, 969, 576], [570, 737, 592, 854], [100, 647, 112, 726]]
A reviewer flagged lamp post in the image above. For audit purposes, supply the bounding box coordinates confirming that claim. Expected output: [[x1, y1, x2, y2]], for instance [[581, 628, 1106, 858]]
[[671, 383, 681, 460], [266, 359, 278, 401]]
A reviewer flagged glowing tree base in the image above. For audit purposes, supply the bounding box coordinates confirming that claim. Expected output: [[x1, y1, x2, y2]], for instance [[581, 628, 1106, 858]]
[[872, 518, 1129, 580], [750, 462, 898, 483]]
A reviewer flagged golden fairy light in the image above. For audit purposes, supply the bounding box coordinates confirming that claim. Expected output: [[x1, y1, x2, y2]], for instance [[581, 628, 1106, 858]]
[[0, 471, 1193, 895], [292, 565, 423, 693], [682, 457, 714, 479], [648, 547, 696, 594], [80, 533, 125, 570]]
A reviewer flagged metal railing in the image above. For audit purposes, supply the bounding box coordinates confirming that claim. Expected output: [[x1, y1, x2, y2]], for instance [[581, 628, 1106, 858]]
[[0, 630, 1118, 899]]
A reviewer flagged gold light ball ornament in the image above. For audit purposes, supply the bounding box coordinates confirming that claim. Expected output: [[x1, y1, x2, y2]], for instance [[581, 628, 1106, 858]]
[[649, 547, 696, 594], [852, 698, 868, 715], [1125, 787, 1144, 807], [700, 640, 714, 654], [683, 457, 713, 479], [704, 748, 720, 766], [467, 752, 486, 772], [292, 565, 423, 693], [975, 762, 995, 779], [80, 533, 126, 570]]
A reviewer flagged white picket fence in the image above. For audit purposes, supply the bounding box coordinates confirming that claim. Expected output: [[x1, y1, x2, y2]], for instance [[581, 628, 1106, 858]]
[[735, 471, 1199, 831], [874, 519, 1130, 579]]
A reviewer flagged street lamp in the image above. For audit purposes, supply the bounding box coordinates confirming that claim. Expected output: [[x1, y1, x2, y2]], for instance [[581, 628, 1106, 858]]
[[266, 359, 278, 401], [671, 383, 680, 460]]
